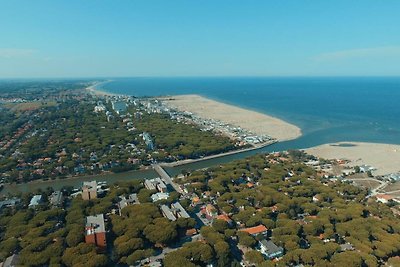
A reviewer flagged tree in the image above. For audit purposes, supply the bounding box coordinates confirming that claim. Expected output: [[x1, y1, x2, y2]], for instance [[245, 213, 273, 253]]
[[212, 219, 229, 233], [238, 232, 256, 248], [245, 250, 265, 265], [143, 218, 177, 245], [66, 225, 83, 247]]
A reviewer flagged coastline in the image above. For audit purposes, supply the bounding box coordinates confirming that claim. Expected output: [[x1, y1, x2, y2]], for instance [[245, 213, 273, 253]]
[[86, 80, 119, 96], [305, 141, 400, 176], [162, 94, 302, 141]]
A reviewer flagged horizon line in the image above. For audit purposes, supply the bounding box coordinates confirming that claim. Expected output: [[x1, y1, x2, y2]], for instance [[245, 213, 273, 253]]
[[1, 75, 400, 81]]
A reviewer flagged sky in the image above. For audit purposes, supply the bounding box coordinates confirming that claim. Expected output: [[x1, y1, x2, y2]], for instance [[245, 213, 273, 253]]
[[1, 1, 400, 78]]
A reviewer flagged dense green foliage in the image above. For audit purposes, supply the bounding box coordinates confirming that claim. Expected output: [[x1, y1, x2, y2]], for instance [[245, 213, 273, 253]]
[[1, 93, 236, 183], [133, 113, 235, 160], [169, 152, 400, 266], [0, 180, 196, 266]]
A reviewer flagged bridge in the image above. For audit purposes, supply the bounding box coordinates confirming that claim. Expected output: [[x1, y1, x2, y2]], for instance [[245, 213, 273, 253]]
[[153, 164, 183, 194]]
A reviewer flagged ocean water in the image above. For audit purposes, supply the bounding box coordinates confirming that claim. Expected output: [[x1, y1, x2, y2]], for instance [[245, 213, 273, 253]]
[[100, 77, 400, 148]]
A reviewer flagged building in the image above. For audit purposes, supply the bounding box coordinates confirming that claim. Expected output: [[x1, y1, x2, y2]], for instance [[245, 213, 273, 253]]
[[118, 193, 139, 210], [240, 224, 268, 236], [144, 178, 167, 193], [2, 254, 19, 267], [171, 202, 190, 219], [0, 198, 20, 210], [359, 164, 376, 173], [151, 192, 169, 202], [375, 194, 396, 204], [82, 181, 97, 200], [340, 243, 355, 251], [258, 239, 284, 259], [111, 100, 127, 114], [94, 102, 106, 113], [85, 214, 106, 249], [205, 204, 218, 218], [143, 132, 154, 150], [28, 195, 43, 208], [49, 191, 63, 207], [161, 202, 191, 221], [161, 205, 177, 221]]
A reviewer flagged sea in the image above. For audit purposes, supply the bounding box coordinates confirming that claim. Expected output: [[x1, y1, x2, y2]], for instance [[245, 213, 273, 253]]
[[99, 77, 400, 149]]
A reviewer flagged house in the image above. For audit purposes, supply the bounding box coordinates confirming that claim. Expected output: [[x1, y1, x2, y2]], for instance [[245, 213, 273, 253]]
[[258, 239, 284, 259], [144, 178, 167, 193], [49, 191, 63, 207], [118, 193, 139, 210], [2, 254, 20, 267], [85, 214, 106, 249], [205, 204, 218, 218], [240, 224, 268, 236], [375, 194, 395, 204], [0, 198, 20, 210], [82, 181, 98, 200], [28, 195, 43, 208], [359, 164, 376, 173], [151, 192, 169, 202], [340, 243, 355, 251]]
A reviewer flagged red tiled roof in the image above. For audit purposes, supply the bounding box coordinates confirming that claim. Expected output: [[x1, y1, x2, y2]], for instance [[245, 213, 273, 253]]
[[376, 194, 394, 200], [240, 225, 268, 235]]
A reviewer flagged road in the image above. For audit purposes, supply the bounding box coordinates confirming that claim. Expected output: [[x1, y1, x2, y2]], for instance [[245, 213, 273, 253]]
[[344, 177, 388, 196]]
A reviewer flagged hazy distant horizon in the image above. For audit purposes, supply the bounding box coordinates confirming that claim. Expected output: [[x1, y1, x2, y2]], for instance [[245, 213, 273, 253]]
[[1, 75, 400, 81]]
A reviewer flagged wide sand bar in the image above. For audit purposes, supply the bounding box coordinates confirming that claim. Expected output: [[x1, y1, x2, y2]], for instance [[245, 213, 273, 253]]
[[162, 94, 302, 141], [305, 142, 400, 175]]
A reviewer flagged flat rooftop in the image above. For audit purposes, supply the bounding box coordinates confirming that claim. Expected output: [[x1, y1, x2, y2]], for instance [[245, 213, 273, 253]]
[[86, 214, 105, 234]]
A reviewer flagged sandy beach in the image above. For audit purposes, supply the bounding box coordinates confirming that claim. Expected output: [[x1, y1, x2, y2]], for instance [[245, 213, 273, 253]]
[[162, 94, 302, 141], [305, 142, 400, 175], [86, 80, 118, 96]]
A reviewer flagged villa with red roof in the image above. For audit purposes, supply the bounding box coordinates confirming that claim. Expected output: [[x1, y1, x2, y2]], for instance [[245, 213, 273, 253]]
[[240, 224, 268, 236]]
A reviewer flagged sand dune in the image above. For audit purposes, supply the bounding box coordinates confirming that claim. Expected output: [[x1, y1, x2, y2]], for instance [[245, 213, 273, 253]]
[[163, 94, 302, 141]]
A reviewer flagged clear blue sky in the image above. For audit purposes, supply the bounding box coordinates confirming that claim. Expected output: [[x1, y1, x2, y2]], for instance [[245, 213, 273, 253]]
[[1, 1, 400, 78]]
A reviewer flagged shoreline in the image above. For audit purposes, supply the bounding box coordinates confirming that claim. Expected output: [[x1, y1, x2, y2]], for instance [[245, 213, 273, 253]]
[[305, 141, 400, 176], [161, 94, 302, 141], [86, 80, 120, 96]]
